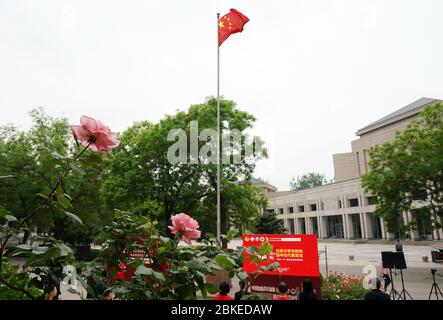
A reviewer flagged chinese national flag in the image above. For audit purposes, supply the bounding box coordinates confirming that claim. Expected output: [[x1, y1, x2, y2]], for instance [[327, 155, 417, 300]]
[[218, 9, 249, 46]]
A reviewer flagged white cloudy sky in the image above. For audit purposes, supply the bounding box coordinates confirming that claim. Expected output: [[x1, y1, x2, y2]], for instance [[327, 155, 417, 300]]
[[1, 0, 442, 190]]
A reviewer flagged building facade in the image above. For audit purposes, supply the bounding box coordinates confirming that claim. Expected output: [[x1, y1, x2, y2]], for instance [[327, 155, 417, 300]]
[[262, 97, 443, 241]]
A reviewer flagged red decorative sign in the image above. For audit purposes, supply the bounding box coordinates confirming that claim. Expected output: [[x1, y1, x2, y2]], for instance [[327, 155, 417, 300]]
[[243, 234, 321, 298]]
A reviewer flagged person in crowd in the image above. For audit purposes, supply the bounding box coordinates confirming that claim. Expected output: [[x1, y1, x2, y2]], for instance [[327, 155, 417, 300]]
[[379, 260, 391, 291], [395, 239, 403, 252], [364, 277, 391, 300], [47, 284, 61, 300], [214, 281, 233, 300], [235, 280, 249, 300], [274, 282, 292, 300], [103, 289, 114, 300], [299, 278, 318, 300]]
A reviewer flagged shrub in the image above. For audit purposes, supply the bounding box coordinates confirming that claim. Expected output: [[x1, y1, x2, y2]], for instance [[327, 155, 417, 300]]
[[321, 272, 366, 300]]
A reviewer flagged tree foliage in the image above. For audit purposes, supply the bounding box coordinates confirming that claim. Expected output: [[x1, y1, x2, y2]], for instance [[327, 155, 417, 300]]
[[0, 109, 108, 244], [289, 172, 329, 191], [254, 212, 286, 234], [362, 103, 443, 238], [101, 97, 267, 236]]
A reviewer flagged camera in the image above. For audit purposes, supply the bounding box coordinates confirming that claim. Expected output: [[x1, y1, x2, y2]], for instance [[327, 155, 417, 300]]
[[431, 269, 442, 277]]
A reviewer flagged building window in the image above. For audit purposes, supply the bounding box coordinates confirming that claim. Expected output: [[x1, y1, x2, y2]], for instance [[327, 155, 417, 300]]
[[310, 204, 317, 212], [298, 205, 305, 213], [279, 208, 284, 214], [366, 196, 376, 205], [264, 209, 274, 214], [288, 207, 294, 213], [349, 198, 359, 207]]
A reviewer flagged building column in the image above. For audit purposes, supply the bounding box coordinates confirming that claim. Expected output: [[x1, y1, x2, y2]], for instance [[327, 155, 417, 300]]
[[298, 218, 304, 234], [430, 214, 440, 240], [342, 214, 348, 238], [407, 211, 419, 241], [402, 210, 411, 239], [282, 218, 287, 232], [359, 213, 366, 239], [346, 214, 354, 239], [363, 213, 373, 240], [317, 216, 324, 238], [380, 218, 387, 239], [438, 215, 443, 239], [305, 216, 312, 234], [321, 216, 328, 238]]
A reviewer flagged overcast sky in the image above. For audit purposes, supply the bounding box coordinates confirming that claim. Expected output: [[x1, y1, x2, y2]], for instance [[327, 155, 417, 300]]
[[1, 0, 442, 190]]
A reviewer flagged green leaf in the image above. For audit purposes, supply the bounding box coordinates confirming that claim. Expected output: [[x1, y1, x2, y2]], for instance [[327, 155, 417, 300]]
[[259, 242, 273, 255], [152, 271, 165, 282], [31, 248, 47, 255], [57, 193, 72, 209], [205, 283, 219, 294], [4, 215, 17, 222], [57, 243, 73, 256], [51, 151, 66, 160], [237, 271, 249, 280], [245, 246, 257, 255], [156, 246, 166, 255], [227, 229, 238, 241], [185, 259, 202, 270], [15, 244, 32, 250], [64, 211, 83, 224], [250, 255, 260, 263], [81, 153, 103, 165], [0, 175, 15, 179], [135, 265, 153, 276], [265, 262, 280, 271], [36, 193, 49, 200], [70, 163, 85, 175], [206, 233, 215, 239], [215, 254, 235, 270]]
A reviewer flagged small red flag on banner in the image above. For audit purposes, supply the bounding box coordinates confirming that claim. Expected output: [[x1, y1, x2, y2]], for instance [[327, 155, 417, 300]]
[[218, 9, 249, 46]]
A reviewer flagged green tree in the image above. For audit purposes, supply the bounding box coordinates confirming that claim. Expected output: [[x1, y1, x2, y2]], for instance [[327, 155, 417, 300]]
[[254, 212, 286, 234], [0, 108, 109, 244], [0, 108, 70, 235], [289, 172, 329, 191], [101, 97, 267, 239], [362, 103, 443, 239]]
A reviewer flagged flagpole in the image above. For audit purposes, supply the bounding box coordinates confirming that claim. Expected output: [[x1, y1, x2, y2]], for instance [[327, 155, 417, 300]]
[[216, 12, 221, 242]]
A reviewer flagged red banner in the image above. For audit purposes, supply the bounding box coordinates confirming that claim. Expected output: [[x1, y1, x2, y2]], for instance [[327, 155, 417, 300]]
[[243, 234, 321, 298]]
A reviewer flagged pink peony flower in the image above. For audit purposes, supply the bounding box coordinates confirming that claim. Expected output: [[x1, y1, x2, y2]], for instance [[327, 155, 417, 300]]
[[70, 115, 119, 152], [168, 213, 201, 245]]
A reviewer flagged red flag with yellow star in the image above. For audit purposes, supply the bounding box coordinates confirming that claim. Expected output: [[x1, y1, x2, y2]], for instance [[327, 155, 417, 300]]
[[218, 9, 249, 46]]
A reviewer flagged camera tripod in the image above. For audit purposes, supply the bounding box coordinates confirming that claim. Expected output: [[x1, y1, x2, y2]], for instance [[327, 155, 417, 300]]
[[398, 268, 413, 300], [388, 268, 402, 300], [388, 268, 413, 300], [428, 270, 443, 300]]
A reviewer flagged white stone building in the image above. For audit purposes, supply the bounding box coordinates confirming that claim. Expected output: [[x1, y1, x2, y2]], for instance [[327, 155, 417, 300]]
[[260, 97, 443, 241]]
